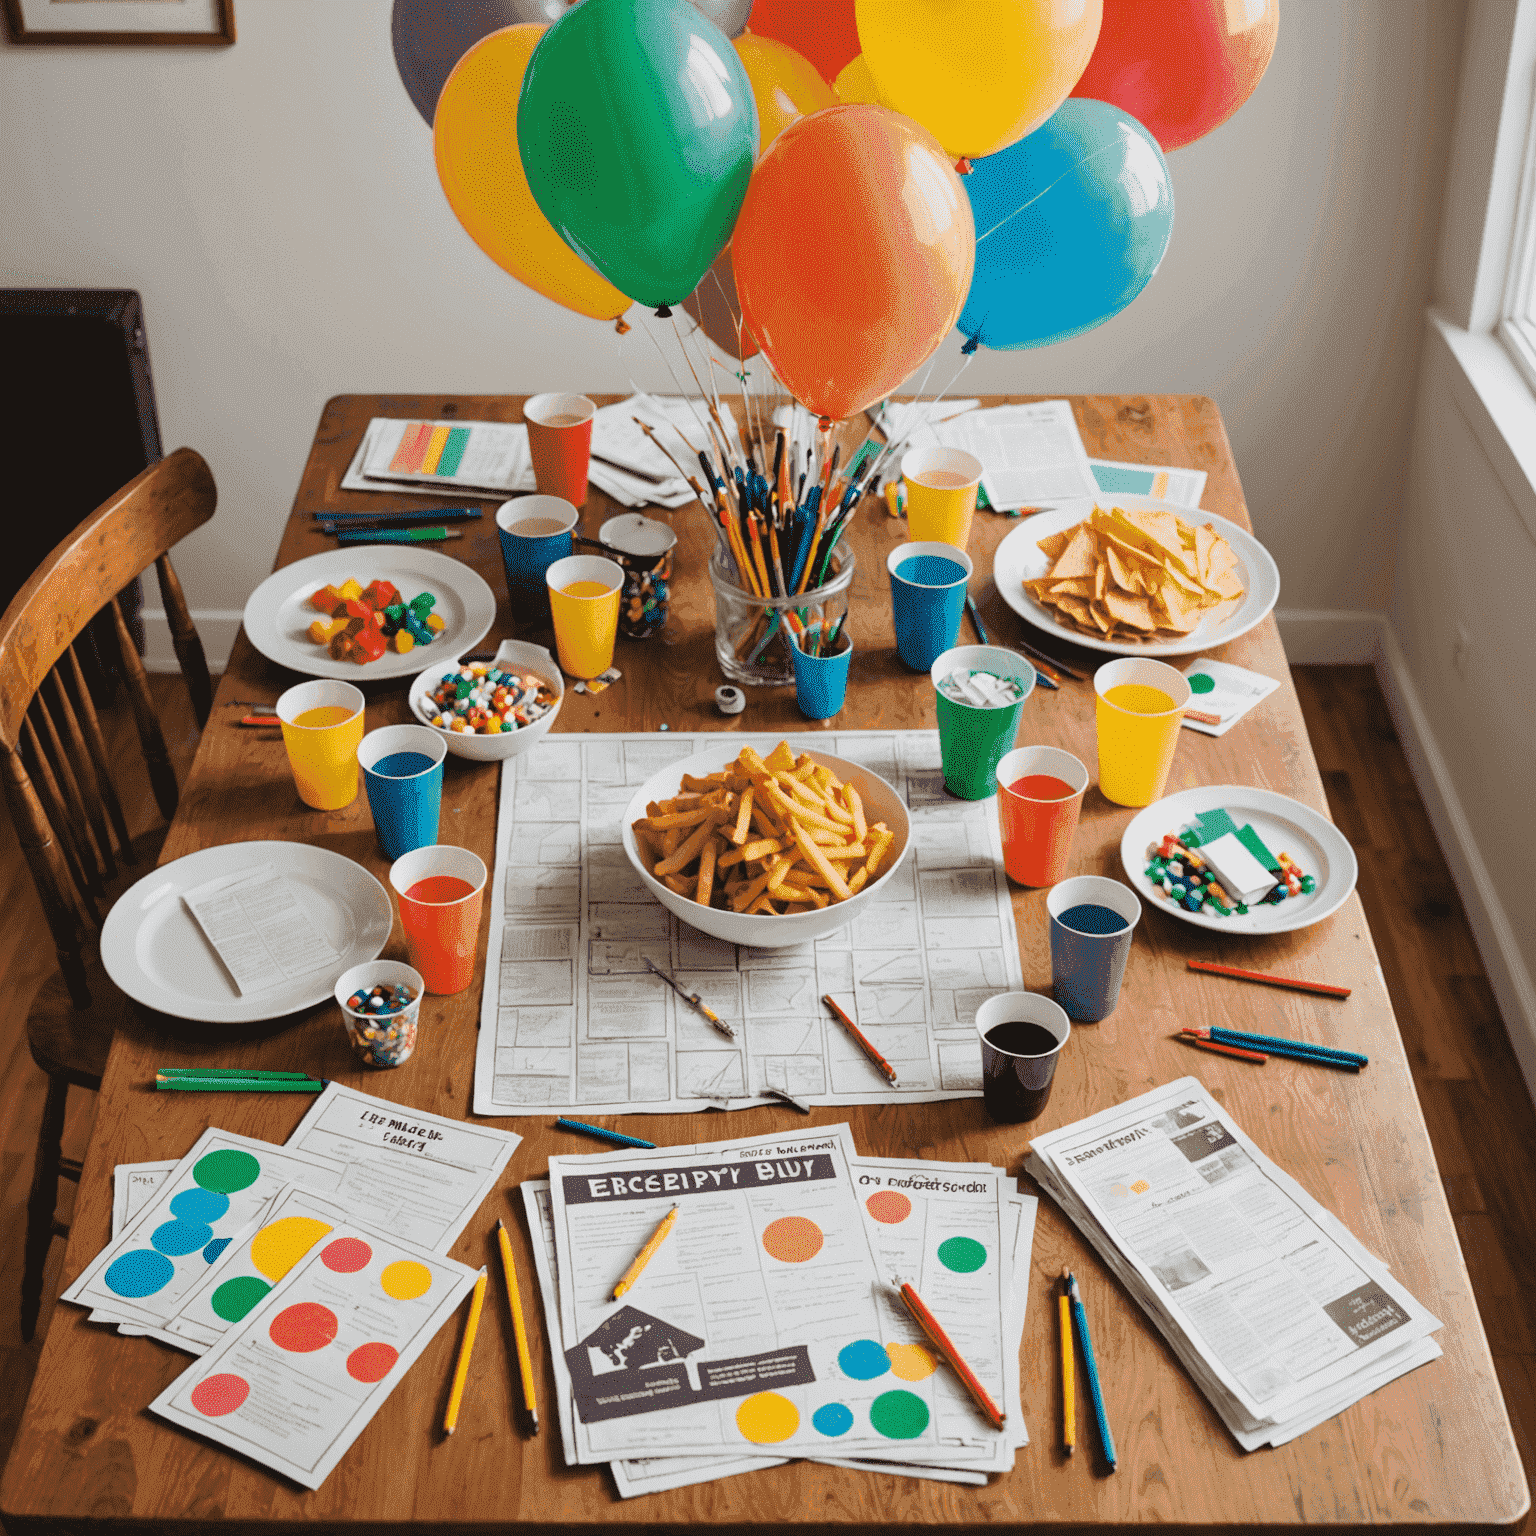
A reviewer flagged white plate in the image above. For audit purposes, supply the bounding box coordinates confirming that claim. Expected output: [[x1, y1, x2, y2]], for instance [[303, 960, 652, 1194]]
[[992, 495, 1281, 657], [1118, 785, 1358, 935], [242, 547, 496, 681], [101, 841, 393, 1024]]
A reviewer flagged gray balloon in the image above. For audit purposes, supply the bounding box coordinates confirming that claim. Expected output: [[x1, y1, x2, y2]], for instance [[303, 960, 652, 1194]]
[[689, 0, 752, 38], [391, 0, 574, 127]]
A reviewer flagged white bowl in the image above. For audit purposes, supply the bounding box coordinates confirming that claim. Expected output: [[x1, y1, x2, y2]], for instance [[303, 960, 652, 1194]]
[[407, 639, 564, 762], [622, 747, 911, 949]]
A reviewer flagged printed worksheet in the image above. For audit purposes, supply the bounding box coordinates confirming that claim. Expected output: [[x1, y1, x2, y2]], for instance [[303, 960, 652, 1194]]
[[475, 730, 1023, 1117], [151, 1217, 479, 1490], [62, 1130, 347, 1331], [285, 1081, 520, 1251], [181, 864, 341, 995]]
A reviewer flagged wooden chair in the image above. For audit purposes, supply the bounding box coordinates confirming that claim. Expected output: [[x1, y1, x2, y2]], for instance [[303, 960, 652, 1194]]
[[0, 447, 216, 1340]]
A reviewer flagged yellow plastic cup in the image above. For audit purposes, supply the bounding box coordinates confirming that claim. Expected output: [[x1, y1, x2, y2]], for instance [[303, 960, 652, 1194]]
[[1093, 658, 1192, 807], [901, 445, 983, 549], [276, 679, 365, 810], [545, 554, 623, 679]]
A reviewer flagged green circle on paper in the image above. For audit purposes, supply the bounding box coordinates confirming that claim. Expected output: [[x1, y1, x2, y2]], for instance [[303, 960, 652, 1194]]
[[211, 1275, 271, 1323], [870, 1390, 929, 1439], [194, 1149, 261, 1194], [937, 1236, 987, 1273], [1188, 672, 1215, 694]]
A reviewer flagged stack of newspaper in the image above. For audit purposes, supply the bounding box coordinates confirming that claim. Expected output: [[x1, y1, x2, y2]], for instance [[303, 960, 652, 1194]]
[[523, 1123, 1037, 1497], [1025, 1078, 1442, 1449]]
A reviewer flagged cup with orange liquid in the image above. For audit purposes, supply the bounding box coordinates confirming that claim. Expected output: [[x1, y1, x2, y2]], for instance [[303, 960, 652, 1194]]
[[544, 554, 623, 679], [995, 745, 1090, 886], [275, 680, 365, 810], [1093, 658, 1192, 807], [388, 845, 487, 995], [901, 445, 983, 549]]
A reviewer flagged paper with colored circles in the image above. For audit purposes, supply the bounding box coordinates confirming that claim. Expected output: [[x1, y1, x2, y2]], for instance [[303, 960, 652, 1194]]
[[150, 1215, 479, 1489], [61, 1130, 350, 1332], [88, 1161, 176, 1339]]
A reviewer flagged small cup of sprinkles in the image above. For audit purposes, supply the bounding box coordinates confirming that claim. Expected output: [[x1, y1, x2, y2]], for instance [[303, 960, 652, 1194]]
[[334, 960, 426, 1069]]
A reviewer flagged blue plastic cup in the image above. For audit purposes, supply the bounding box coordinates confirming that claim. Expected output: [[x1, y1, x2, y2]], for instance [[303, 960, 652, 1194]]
[[790, 624, 853, 720], [887, 541, 972, 672], [1046, 875, 1142, 1022], [497, 495, 577, 622], [358, 724, 446, 861]]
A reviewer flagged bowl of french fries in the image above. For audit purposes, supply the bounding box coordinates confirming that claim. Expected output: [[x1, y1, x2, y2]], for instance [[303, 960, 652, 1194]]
[[623, 740, 911, 949]]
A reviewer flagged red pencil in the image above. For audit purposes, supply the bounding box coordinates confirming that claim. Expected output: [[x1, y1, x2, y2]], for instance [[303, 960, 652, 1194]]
[[1174, 1031, 1267, 1065], [897, 1280, 1006, 1430], [821, 994, 899, 1086], [1186, 959, 1351, 999]]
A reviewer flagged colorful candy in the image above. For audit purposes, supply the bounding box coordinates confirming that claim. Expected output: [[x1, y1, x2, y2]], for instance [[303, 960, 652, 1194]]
[[418, 662, 557, 736], [341, 982, 419, 1068], [308, 581, 440, 666], [1144, 829, 1312, 917]]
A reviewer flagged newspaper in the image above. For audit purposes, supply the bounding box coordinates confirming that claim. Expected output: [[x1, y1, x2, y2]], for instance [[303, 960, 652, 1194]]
[[588, 394, 740, 509], [1025, 1078, 1443, 1449], [474, 730, 1023, 1117]]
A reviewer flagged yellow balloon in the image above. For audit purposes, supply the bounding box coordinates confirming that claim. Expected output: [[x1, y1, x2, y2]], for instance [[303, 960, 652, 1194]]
[[733, 33, 837, 156], [833, 53, 885, 108], [855, 0, 1103, 160], [433, 25, 631, 323]]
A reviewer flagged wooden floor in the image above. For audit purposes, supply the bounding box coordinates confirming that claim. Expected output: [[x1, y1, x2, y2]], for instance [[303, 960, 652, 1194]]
[[0, 666, 1532, 1524]]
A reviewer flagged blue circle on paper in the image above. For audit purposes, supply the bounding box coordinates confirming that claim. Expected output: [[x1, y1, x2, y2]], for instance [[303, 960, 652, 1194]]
[[202, 1237, 233, 1264], [838, 1339, 890, 1380], [171, 1188, 230, 1224], [104, 1249, 175, 1297], [151, 1219, 213, 1257], [813, 1403, 854, 1437]]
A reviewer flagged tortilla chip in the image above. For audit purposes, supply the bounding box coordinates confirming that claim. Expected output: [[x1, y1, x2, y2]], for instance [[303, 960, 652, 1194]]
[[1102, 589, 1158, 631], [1049, 526, 1098, 580], [1035, 529, 1072, 562], [1048, 577, 1095, 599]]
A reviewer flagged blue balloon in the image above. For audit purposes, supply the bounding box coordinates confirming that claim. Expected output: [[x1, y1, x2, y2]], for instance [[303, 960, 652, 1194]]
[[957, 99, 1174, 352]]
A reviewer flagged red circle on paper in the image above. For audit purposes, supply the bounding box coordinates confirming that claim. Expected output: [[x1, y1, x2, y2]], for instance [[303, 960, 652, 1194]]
[[346, 1341, 399, 1383], [321, 1237, 373, 1273], [761, 1215, 824, 1263], [190, 1373, 250, 1417], [268, 1301, 338, 1353], [865, 1191, 913, 1225]]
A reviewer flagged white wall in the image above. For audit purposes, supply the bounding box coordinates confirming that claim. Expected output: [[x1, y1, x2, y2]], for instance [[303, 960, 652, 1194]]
[[1, 0, 1463, 637]]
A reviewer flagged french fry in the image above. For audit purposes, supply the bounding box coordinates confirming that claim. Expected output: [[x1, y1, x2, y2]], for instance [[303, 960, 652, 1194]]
[[640, 808, 712, 831], [730, 786, 754, 846], [696, 836, 719, 907], [719, 836, 784, 868], [846, 785, 867, 842], [663, 873, 694, 896], [863, 824, 894, 880], [655, 811, 725, 876], [792, 824, 852, 901]]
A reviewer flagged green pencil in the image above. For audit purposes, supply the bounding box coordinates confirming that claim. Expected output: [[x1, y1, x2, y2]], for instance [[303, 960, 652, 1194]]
[[155, 1078, 326, 1093], [157, 1067, 315, 1080]]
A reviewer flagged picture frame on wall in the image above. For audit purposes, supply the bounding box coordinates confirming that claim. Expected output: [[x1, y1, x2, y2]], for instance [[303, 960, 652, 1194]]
[[2, 0, 235, 46]]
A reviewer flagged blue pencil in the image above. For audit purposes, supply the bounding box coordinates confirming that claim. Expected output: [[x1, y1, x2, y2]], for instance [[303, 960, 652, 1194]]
[[554, 1118, 656, 1150], [1068, 1270, 1116, 1471], [1205, 1027, 1366, 1068]]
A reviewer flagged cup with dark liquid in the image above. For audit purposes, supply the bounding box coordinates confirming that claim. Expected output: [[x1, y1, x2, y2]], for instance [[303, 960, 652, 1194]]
[[1046, 875, 1142, 1022], [995, 745, 1090, 886], [523, 392, 595, 504], [497, 495, 578, 625], [388, 845, 487, 995], [358, 724, 446, 861], [974, 991, 1072, 1123], [901, 445, 983, 548]]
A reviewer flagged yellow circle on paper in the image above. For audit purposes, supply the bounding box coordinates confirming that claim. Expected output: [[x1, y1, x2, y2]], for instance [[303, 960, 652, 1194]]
[[250, 1217, 333, 1282], [380, 1260, 433, 1300], [886, 1343, 937, 1381], [735, 1391, 800, 1443]]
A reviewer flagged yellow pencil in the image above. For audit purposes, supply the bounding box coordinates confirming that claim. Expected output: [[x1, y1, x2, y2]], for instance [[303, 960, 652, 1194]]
[[1059, 1271, 1075, 1455], [612, 1203, 680, 1299], [443, 1267, 487, 1436], [497, 1218, 540, 1435]]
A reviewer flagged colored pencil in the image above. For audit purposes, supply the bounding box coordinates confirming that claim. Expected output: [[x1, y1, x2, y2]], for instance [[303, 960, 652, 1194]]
[[1172, 1033, 1268, 1065], [1067, 1270, 1116, 1471], [1014, 638, 1085, 681], [821, 994, 899, 1087], [554, 1118, 657, 1151], [335, 527, 463, 545], [1183, 708, 1224, 726], [1060, 1272, 1075, 1455], [1023, 650, 1064, 687], [612, 1204, 680, 1299], [1198, 1024, 1367, 1067], [443, 1267, 488, 1435], [644, 957, 737, 1039], [896, 1279, 1006, 1430], [1186, 959, 1352, 999], [237, 714, 281, 728], [154, 1077, 325, 1092], [156, 1067, 315, 1080], [496, 1219, 540, 1435], [307, 506, 482, 524], [964, 594, 989, 645]]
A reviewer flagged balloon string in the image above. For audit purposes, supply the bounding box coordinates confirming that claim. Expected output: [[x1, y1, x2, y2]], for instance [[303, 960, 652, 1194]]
[[640, 311, 730, 474], [861, 348, 975, 491], [705, 264, 766, 457], [670, 310, 747, 472], [975, 139, 1128, 245]]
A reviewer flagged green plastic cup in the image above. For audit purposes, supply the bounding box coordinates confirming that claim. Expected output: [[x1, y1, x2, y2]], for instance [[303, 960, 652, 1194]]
[[930, 645, 1037, 800]]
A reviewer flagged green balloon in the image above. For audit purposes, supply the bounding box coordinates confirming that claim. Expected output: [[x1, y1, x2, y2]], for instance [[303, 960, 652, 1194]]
[[518, 0, 758, 308]]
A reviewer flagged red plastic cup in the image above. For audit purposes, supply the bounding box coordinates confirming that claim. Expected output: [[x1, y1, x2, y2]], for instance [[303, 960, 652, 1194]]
[[388, 845, 487, 995], [996, 745, 1090, 887], [524, 392, 595, 506]]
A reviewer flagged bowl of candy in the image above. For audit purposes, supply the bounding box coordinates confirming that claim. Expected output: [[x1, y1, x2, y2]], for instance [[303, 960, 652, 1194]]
[[407, 638, 564, 762]]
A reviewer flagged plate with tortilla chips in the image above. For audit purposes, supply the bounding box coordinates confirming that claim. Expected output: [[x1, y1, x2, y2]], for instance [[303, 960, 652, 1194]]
[[992, 496, 1280, 656]]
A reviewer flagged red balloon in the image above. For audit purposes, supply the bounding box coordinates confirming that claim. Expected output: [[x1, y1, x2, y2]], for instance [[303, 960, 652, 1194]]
[[1070, 0, 1277, 152], [745, 0, 859, 86]]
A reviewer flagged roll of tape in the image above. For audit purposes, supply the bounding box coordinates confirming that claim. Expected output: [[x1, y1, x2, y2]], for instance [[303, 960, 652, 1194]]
[[714, 685, 746, 716]]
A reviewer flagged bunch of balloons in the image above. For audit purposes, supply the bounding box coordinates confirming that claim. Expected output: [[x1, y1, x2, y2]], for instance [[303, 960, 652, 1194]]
[[403, 0, 1277, 421]]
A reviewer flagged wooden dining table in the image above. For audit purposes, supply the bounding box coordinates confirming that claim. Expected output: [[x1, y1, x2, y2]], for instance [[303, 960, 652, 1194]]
[[2, 392, 1527, 1535]]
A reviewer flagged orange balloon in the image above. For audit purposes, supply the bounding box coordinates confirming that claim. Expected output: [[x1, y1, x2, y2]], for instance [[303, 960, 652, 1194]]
[[733, 105, 974, 423], [682, 244, 759, 359], [733, 33, 837, 155]]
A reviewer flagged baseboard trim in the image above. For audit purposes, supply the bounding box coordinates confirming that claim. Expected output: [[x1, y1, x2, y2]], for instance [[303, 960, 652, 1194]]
[[1274, 608, 1386, 664], [141, 607, 241, 674], [1374, 624, 1536, 1102]]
